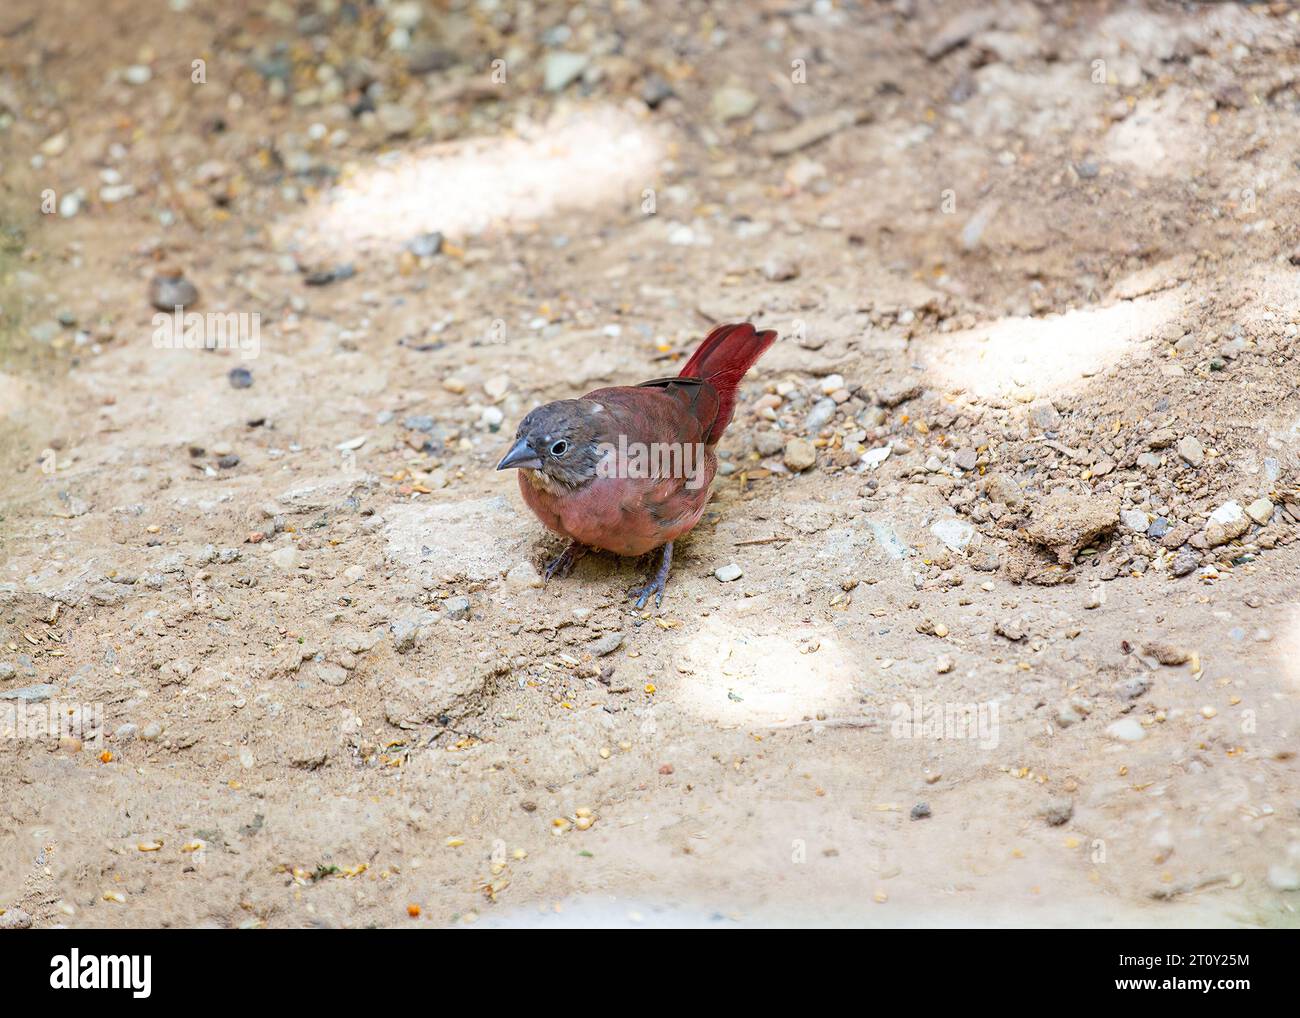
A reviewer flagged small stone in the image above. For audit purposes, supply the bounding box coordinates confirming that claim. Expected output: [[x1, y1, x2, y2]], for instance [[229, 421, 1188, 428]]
[[0, 908, 32, 930], [783, 437, 817, 472], [931, 518, 975, 553], [1106, 718, 1146, 742], [407, 232, 443, 258], [1246, 498, 1273, 526], [505, 561, 543, 589], [376, 102, 418, 137], [1177, 435, 1204, 467], [141, 722, 163, 741], [544, 52, 589, 92], [1120, 509, 1149, 532], [1114, 676, 1150, 701], [1205, 501, 1249, 547], [910, 802, 932, 821], [442, 377, 467, 394], [762, 255, 799, 281], [443, 596, 471, 621], [1267, 865, 1300, 892], [982, 473, 1022, 506], [1040, 797, 1074, 827], [270, 546, 301, 571], [712, 85, 758, 121], [1027, 399, 1060, 432], [148, 272, 199, 311], [228, 366, 253, 389], [954, 447, 977, 471], [714, 563, 743, 583], [588, 632, 625, 657], [1143, 641, 1190, 666], [935, 655, 955, 675]]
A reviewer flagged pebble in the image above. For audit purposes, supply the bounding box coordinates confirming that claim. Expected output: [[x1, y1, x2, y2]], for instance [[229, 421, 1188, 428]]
[[910, 802, 932, 821], [1114, 676, 1150, 701], [935, 655, 955, 674], [804, 398, 837, 431], [1146, 517, 1169, 540], [141, 722, 163, 741], [714, 563, 743, 583], [588, 632, 625, 657], [1120, 509, 1149, 532], [763, 255, 799, 281], [228, 366, 253, 389], [1177, 435, 1204, 467], [0, 908, 32, 930], [1027, 399, 1060, 432], [149, 272, 199, 311], [783, 437, 817, 472], [1106, 718, 1146, 742], [270, 546, 301, 571], [1041, 797, 1074, 826], [1171, 548, 1199, 576], [407, 232, 443, 258], [712, 85, 758, 121], [544, 52, 589, 92], [931, 518, 975, 553], [1267, 865, 1300, 892], [376, 103, 418, 137], [1245, 498, 1273, 526], [505, 561, 543, 589], [1206, 501, 1249, 547], [443, 596, 471, 621]]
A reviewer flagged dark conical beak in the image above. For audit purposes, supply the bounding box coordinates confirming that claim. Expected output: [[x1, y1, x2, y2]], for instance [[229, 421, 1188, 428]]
[[496, 437, 542, 471]]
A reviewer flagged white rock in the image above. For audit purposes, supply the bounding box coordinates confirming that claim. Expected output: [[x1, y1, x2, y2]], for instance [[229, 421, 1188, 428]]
[[714, 563, 743, 582], [1267, 864, 1300, 892], [860, 445, 891, 469], [505, 561, 543, 589], [270, 546, 301, 571], [1105, 718, 1146, 742], [931, 518, 975, 553], [1120, 509, 1149, 532], [1245, 498, 1273, 526]]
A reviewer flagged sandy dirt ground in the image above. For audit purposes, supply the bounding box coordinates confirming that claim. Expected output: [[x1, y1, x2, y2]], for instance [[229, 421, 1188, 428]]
[[1, 0, 1299, 928]]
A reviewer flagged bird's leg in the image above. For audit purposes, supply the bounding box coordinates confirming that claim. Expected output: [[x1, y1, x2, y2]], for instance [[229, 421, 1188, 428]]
[[543, 541, 587, 582], [631, 541, 673, 610]]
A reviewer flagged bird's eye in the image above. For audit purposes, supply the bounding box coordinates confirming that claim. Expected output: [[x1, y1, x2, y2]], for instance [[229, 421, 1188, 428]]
[[550, 440, 569, 457]]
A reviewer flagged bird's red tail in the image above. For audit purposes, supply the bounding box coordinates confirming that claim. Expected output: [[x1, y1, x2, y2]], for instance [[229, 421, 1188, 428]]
[[679, 322, 777, 445]]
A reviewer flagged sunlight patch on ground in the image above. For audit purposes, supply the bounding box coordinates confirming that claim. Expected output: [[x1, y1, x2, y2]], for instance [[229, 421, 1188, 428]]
[[667, 615, 861, 727], [918, 294, 1180, 401], [286, 105, 662, 254]]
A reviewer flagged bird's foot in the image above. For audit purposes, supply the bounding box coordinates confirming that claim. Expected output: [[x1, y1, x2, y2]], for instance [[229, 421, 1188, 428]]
[[630, 542, 673, 610], [543, 541, 586, 582]]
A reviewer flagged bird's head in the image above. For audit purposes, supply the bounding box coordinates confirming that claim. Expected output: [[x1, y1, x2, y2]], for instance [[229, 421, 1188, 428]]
[[496, 399, 608, 490]]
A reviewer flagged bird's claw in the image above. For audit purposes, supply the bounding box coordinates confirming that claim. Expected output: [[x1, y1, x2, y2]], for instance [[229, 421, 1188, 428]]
[[629, 541, 673, 611], [630, 575, 667, 610], [543, 542, 585, 582]]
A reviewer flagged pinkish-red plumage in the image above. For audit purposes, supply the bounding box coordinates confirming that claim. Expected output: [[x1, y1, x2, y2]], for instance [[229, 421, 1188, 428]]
[[498, 322, 776, 604]]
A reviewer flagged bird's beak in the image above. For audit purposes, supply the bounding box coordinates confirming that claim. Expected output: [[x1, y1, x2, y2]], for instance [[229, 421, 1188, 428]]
[[496, 437, 543, 471]]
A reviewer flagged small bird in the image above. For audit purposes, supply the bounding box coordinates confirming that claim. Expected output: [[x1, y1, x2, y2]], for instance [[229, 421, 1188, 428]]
[[496, 322, 777, 607]]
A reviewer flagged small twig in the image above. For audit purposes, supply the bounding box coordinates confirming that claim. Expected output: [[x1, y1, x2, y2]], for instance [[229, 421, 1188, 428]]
[[734, 535, 793, 547]]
